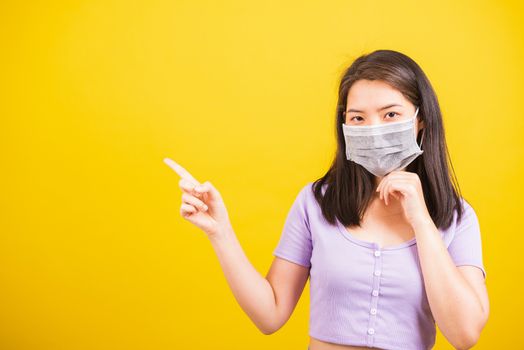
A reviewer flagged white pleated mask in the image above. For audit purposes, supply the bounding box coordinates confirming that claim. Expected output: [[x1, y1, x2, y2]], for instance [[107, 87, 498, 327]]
[[341, 107, 424, 177]]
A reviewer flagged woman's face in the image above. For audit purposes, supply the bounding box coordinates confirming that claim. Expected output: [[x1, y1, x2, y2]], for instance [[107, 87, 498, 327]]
[[345, 79, 425, 179], [345, 79, 424, 134]]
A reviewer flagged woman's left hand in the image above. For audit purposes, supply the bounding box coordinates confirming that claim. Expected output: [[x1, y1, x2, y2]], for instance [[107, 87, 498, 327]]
[[376, 170, 433, 229]]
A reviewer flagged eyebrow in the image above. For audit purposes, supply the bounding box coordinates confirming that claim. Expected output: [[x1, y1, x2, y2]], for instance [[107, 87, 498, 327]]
[[346, 104, 403, 113]]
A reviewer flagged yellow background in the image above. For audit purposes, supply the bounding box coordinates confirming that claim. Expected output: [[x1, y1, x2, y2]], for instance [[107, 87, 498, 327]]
[[1, 0, 522, 349]]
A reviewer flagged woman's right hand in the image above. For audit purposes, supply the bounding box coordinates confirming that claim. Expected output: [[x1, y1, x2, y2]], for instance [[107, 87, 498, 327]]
[[163, 157, 232, 239]]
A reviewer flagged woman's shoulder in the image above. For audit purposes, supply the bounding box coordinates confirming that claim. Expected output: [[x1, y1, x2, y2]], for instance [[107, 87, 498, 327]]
[[295, 181, 317, 200], [289, 181, 325, 216], [301, 180, 329, 195], [455, 197, 477, 225], [439, 196, 479, 246]]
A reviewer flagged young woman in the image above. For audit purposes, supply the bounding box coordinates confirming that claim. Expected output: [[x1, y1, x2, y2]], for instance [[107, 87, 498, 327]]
[[164, 49, 489, 350]]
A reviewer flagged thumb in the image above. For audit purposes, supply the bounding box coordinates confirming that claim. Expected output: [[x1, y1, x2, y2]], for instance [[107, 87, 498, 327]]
[[195, 181, 222, 202]]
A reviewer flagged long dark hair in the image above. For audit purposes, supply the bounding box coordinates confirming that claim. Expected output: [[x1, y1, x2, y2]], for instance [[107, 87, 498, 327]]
[[312, 49, 463, 230]]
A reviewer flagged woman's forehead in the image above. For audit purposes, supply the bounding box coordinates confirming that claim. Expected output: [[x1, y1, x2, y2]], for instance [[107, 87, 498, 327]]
[[346, 80, 410, 110]]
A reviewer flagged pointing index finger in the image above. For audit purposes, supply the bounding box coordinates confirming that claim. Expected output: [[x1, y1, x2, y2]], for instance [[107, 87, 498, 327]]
[[163, 157, 200, 184]]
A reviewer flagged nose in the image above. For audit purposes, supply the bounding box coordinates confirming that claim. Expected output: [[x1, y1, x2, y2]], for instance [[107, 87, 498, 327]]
[[365, 116, 387, 126]]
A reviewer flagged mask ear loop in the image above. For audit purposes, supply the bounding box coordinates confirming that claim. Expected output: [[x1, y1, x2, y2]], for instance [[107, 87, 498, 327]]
[[418, 128, 425, 150], [414, 106, 424, 150]]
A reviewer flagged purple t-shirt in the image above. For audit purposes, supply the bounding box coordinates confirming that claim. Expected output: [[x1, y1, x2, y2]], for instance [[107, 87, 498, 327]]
[[273, 181, 486, 350]]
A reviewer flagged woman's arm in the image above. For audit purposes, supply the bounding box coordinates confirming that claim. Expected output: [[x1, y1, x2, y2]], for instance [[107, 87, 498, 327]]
[[376, 171, 489, 350], [162, 158, 310, 334], [413, 219, 489, 350], [209, 225, 310, 334]]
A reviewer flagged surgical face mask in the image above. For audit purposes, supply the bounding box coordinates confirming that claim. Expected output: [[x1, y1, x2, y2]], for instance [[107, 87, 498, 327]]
[[341, 107, 424, 177]]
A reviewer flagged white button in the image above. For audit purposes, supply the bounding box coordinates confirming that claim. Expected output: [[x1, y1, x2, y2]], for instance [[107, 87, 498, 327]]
[[374, 250, 381, 257], [372, 289, 379, 296], [374, 270, 381, 276], [370, 308, 377, 315], [367, 328, 375, 335]]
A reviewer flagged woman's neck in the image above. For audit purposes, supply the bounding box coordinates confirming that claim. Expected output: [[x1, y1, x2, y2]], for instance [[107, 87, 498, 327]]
[[367, 191, 403, 218]]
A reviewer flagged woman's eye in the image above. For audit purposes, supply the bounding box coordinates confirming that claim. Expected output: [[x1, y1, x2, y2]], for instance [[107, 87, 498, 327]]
[[386, 112, 399, 119], [349, 113, 399, 123]]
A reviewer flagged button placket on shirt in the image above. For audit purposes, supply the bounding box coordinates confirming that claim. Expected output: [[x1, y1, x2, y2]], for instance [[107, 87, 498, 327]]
[[367, 244, 382, 347]]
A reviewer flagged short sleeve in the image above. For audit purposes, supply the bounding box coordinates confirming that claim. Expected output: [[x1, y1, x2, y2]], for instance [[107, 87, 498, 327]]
[[272, 184, 313, 267], [447, 199, 486, 279]]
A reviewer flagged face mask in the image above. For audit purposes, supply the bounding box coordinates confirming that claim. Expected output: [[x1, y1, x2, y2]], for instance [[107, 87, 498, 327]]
[[341, 107, 424, 177]]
